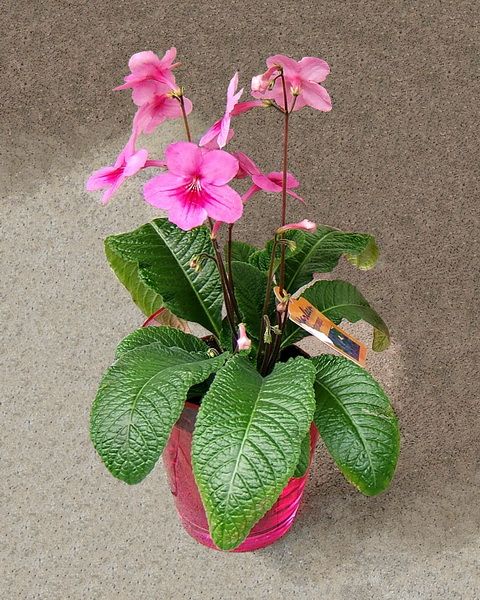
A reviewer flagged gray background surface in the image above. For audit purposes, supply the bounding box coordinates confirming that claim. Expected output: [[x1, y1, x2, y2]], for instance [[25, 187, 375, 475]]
[[1, 1, 479, 598]]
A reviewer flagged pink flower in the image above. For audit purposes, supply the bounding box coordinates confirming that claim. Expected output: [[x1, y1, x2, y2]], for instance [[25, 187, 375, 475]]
[[143, 142, 243, 231], [115, 48, 193, 143], [233, 152, 304, 203], [132, 93, 193, 136], [277, 219, 317, 234], [252, 54, 331, 113], [200, 73, 263, 149], [251, 65, 279, 93], [86, 145, 149, 204], [114, 49, 180, 106], [237, 323, 252, 351]]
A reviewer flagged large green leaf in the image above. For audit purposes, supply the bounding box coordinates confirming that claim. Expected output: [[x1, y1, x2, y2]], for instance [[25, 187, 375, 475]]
[[312, 355, 399, 496], [282, 280, 390, 351], [105, 237, 163, 316], [247, 231, 305, 273], [292, 430, 312, 478], [227, 241, 258, 263], [346, 236, 379, 270], [91, 344, 227, 484], [192, 355, 316, 550], [115, 325, 209, 359], [105, 219, 223, 335], [231, 261, 276, 339], [284, 226, 378, 292]]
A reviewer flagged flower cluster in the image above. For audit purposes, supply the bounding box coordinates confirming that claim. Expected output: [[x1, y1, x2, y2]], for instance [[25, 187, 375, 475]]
[[86, 50, 331, 232]]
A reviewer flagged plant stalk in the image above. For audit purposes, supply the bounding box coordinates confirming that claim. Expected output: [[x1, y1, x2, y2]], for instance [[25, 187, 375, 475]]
[[278, 72, 290, 294], [208, 219, 238, 349], [178, 94, 192, 142], [257, 238, 279, 372], [226, 224, 241, 320]]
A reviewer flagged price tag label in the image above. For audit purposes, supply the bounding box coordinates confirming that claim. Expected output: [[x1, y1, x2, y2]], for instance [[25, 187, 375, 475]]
[[274, 287, 367, 366]]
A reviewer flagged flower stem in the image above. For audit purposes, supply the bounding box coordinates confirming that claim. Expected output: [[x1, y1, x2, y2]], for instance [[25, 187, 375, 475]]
[[263, 73, 293, 370], [178, 94, 192, 142], [208, 219, 237, 348], [256, 238, 278, 372], [278, 72, 290, 293], [226, 224, 241, 320]]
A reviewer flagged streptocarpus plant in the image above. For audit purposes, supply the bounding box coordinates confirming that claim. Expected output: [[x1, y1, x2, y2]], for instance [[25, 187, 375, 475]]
[[87, 48, 400, 551]]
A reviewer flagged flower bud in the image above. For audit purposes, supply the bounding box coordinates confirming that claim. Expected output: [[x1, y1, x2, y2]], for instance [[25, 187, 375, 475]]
[[210, 220, 222, 239], [189, 255, 202, 272], [277, 219, 317, 234], [237, 323, 252, 351], [252, 74, 268, 93]]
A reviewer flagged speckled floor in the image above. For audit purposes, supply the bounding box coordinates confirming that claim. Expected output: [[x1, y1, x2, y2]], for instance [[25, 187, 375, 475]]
[[2, 1, 479, 598]]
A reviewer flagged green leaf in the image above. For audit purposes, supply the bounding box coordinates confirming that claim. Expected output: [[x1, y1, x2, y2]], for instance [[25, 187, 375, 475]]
[[91, 344, 227, 484], [228, 241, 258, 263], [192, 355, 316, 550], [105, 236, 163, 316], [115, 326, 209, 359], [293, 430, 312, 478], [282, 280, 390, 351], [231, 261, 276, 339], [247, 231, 305, 273], [346, 237, 379, 270], [247, 249, 272, 272], [284, 226, 378, 292], [312, 355, 399, 496], [106, 219, 223, 335]]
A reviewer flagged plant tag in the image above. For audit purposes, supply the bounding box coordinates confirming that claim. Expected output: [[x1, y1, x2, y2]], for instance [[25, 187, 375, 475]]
[[274, 287, 367, 365]]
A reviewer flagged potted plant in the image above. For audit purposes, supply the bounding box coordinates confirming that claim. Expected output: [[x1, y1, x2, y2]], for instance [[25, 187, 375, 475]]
[[87, 48, 400, 552]]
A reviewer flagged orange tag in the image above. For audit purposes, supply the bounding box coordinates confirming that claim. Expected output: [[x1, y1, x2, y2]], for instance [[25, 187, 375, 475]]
[[274, 287, 367, 366]]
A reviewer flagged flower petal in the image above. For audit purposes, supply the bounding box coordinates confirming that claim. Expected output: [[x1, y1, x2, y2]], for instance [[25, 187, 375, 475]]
[[286, 189, 305, 203], [266, 54, 300, 78], [86, 166, 118, 191], [217, 114, 232, 148], [167, 198, 208, 231], [226, 72, 240, 112], [300, 81, 332, 112], [166, 141, 203, 176], [199, 119, 222, 147], [101, 175, 125, 204], [241, 184, 260, 203], [143, 174, 186, 209], [299, 57, 330, 82], [124, 149, 148, 176], [231, 100, 264, 115], [200, 150, 238, 185], [131, 80, 164, 106], [160, 47, 178, 69], [145, 172, 188, 191], [158, 95, 187, 119], [128, 50, 159, 73], [252, 172, 282, 192], [233, 152, 260, 178], [201, 183, 243, 223], [265, 171, 300, 189]]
